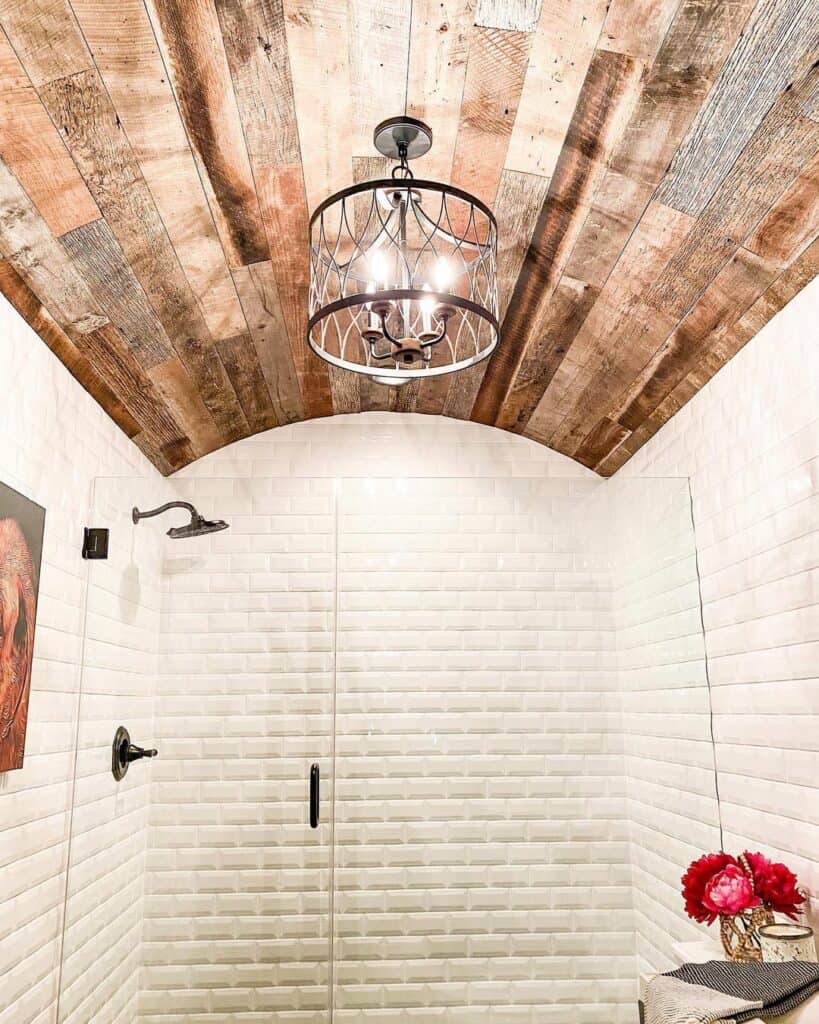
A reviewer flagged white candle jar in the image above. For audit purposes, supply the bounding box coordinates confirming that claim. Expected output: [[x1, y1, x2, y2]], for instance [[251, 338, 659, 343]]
[[758, 923, 817, 962]]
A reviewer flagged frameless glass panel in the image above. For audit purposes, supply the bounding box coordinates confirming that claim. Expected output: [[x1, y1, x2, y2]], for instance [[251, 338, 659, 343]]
[[333, 475, 716, 1023], [334, 476, 635, 1023], [599, 477, 720, 977], [57, 477, 170, 1024], [59, 476, 337, 1024]]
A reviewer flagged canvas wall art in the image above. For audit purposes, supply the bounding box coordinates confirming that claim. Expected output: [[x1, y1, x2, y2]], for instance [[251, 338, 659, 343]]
[[0, 481, 45, 772]]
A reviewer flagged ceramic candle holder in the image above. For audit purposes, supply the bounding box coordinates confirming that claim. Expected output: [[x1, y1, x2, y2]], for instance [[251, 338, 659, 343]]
[[758, 923, 817, 963]]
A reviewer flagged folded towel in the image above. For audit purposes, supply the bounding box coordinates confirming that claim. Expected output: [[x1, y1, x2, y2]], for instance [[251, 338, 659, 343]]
[[644, 974, 762, 1024], [669, 963, 819, 1022]]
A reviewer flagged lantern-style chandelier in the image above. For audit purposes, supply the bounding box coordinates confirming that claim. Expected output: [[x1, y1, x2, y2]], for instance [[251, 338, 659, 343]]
[[308, 117, 499, 387]]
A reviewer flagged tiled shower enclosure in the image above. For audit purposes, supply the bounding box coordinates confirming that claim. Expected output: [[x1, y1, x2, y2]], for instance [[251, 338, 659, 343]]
[[57, 471, 719, 1024]]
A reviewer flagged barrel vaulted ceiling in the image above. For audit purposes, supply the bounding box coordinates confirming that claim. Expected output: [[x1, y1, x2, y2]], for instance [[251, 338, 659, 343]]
[[0, 0, 816, 475]]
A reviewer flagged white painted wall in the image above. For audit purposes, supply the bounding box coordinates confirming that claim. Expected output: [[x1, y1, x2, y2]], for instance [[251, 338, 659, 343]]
[[622, 277, 819, 944]]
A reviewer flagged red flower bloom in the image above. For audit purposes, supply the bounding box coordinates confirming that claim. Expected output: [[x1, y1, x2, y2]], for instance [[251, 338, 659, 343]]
[[682, 852, 740, 924], [744, 851, 806, 920]]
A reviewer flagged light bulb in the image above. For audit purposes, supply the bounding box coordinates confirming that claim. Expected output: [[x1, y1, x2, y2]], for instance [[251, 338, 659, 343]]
[[371, 373, 409, 387], [433, 257, 451, 291], [366, 280, 379, 331], [419, 283, 435, 335], [370, 249, 389, 287]]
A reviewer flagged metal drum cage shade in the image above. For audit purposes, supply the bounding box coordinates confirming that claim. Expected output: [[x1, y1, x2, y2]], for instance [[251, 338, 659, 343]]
[[308, 177, 499, 381]]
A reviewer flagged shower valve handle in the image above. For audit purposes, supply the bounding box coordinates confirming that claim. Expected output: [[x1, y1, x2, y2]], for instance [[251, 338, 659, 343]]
[[127, 743, 158, 763]]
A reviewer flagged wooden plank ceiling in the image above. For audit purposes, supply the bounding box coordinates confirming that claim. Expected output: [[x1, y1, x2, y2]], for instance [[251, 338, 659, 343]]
[[0, 0, 816, 475]]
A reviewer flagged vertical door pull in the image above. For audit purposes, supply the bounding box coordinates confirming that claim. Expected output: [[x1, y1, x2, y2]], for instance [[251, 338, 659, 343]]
[[310, 763, 320, 828]]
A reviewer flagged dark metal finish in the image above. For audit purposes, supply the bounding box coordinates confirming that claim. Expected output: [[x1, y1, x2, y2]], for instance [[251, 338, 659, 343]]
[[309, 763, 320, 829], [309, 177, 497, 231], [112, 725, 157, 781], [132, 501, 229, 538], [82, 527, 109, 560], [373, 116, 433, 161]]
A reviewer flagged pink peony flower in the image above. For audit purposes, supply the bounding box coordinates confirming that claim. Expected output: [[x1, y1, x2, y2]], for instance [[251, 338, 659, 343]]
[[702, 864, 762, 916], [682, 852, 740, 924]]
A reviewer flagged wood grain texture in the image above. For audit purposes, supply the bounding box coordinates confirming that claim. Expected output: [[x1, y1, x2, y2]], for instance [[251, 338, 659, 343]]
[[68, 0, 247, 341], [450, 26, 532, 207], [0, 256, 140, 439], [215, 0, 333, 420], [232, 261, 304, 426], [493, 0, 760, 435], [657, 0, 819, 216], [40, 68, 247, 443], [0, 0, 814, 475], [475, 0, 542, 33], [144, 0, 270, 268], [473, 48, 644, 426], [0, 26, 98, 236], [506, 0, 608, 177], [406, 0, 472, 182]]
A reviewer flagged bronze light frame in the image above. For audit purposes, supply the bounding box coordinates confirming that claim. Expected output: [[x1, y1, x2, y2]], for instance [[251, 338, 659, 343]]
[[307, 119, 499, 385]]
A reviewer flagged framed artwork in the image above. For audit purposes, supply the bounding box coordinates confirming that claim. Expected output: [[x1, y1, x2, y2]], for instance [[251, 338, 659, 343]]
[[0, 481, 45, 772]]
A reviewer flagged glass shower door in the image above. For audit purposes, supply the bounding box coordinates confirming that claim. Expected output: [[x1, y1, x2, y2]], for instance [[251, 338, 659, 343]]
[[59, 475, 337, 1024], [332, 476, 628, 1023]]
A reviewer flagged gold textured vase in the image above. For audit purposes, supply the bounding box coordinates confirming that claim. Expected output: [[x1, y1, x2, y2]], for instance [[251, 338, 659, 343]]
[[720, 907, 776, 961]]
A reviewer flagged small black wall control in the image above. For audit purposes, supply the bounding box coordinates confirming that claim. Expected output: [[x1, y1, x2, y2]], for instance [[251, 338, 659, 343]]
[[82, 527, 109, 559]]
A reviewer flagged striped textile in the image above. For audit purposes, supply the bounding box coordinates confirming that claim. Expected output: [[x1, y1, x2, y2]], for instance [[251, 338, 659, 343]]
[[669, 962, 819, 1022]]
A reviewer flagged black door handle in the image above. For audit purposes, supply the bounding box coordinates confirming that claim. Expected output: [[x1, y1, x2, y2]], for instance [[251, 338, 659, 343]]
[[309, 763, 320, 828]]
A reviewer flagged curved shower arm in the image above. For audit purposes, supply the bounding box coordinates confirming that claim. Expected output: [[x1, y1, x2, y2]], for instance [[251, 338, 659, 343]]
[[132, 501, 198, 524]]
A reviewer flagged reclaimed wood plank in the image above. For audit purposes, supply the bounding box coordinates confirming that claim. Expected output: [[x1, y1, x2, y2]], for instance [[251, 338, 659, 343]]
[[439, 168, 550, 419], [646, 64, 819, 323], [505, 0, 608, 177], [0, 256, 141, 439], [406, 0, 473, 182], [283, 0, 353, 213], [609, 246, 782, 438], [529, 200, 693, 447], [598, 0, 681, 61], [594, 236, 819, 475], [232, 261, 305, 425], [72, 322, 195, 469], [746, 150, 819, 265], [490, 0, 759, 434], [69, 0, 247, 341], [475, 0, 542, 33], [0, 158, 108, 332], [349, 0, 411, 157], [144, 0, 270, 268], [59, 217, 172, 369], [450, 26, 532, 207], [60, 217, 223, 456], [214, 332, 278, 433], [40, 68, 248, 443], [473, 48, 644, 426], [0, 0, 92, 85], [657, 0, 819, 215], [0, 26, 98, 236], [216, 0, 333, 420]]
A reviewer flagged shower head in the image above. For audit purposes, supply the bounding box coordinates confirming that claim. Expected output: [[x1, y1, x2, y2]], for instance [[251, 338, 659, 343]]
[[132, 501, 229, 539]]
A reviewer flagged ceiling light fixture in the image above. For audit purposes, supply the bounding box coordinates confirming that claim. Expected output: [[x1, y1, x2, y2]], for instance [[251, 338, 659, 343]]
[[308, 116, 499, 387]]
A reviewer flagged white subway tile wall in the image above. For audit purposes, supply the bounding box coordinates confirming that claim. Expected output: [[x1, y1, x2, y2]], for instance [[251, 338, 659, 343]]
[[603, 480, 720, 974], [0, 296, 158, 1024], [622, 276, 819, 944]]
